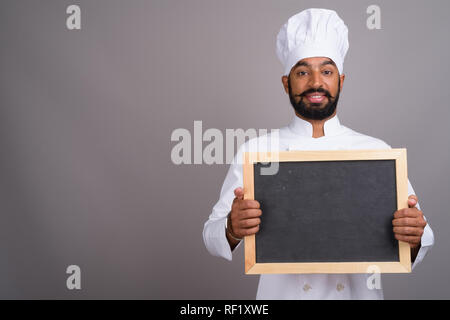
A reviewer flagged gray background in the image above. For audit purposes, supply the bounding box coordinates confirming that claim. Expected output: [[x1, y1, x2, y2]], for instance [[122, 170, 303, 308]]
[[0, 0, 448, 299]]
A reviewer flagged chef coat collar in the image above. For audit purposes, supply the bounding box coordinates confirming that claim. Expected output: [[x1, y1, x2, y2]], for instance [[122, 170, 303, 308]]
[[288, 114, 342, 138]]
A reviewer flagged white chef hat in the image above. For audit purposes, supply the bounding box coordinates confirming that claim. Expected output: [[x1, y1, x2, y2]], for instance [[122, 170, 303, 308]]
[[276, 8, 349, 76]]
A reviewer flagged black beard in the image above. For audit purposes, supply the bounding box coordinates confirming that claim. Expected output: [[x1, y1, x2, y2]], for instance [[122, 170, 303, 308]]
[[288, 77, 340, 120]]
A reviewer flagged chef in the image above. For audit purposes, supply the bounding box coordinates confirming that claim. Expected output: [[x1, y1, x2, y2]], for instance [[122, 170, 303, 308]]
[[202, 8, 434, 299]]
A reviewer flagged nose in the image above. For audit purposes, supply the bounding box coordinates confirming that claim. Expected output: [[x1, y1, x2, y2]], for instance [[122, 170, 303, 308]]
[[309, 71, 322, 89]]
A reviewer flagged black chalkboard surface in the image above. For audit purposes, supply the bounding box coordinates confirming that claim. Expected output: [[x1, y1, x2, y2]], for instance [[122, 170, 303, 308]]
[[254, 160, 398, 263], [243, 150, 411, 274]]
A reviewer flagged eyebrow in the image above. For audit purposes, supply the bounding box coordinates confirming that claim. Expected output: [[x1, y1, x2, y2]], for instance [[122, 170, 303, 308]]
[[293, 59, 336, 70]]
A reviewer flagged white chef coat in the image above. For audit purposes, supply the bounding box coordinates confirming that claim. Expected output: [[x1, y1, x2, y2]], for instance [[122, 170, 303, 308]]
[[202, 115, 435, 300]]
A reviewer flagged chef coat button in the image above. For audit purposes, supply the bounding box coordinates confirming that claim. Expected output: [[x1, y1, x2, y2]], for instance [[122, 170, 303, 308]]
[[336, 283, 345, 292], [303, 284, 312, 292]]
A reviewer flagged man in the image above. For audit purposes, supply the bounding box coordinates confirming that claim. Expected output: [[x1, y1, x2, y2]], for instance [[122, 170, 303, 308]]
[[203, 8, 434, 299]]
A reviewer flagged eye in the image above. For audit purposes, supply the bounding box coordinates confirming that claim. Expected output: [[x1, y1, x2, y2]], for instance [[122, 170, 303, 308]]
[[296, 71, 308, 76], [323, 70, 333, 75]]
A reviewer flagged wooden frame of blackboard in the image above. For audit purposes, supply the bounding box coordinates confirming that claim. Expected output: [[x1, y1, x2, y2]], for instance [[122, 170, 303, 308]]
[[243, 149, 411, 274]]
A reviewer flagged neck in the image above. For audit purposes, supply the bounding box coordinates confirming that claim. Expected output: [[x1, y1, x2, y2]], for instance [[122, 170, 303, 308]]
[[295, 111, 337, 138]]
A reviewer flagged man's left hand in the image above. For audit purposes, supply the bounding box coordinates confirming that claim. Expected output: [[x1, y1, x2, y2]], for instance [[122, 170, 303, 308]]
[[392, 195, 427, 249]]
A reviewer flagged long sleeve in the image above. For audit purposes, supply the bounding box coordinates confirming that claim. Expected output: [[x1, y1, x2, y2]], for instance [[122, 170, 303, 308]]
[[202, 134, 277, 261], [202, 151, 244, 261], [408, 180, 435, 270]]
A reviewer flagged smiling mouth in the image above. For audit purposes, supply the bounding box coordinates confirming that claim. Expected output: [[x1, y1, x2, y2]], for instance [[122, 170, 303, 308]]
[[305, 94, 326, 103]]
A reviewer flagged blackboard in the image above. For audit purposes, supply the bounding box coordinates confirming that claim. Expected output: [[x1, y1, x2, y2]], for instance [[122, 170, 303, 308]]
[[243, 149, 411, 274]]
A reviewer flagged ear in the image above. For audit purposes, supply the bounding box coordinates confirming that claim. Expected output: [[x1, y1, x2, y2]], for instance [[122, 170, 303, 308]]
[[339, 74, 345, 92], [281, 75, 289, 94]]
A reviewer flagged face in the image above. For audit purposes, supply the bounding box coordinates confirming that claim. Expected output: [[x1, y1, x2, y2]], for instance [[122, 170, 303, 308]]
[[282, 57, 345, 120]]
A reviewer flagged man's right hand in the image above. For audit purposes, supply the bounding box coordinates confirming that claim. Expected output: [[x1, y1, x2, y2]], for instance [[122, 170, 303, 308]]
[[226, 187, 262, 247]]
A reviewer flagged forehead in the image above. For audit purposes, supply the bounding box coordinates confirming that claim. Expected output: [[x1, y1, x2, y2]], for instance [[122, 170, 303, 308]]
[[294, 57, 337, 68]]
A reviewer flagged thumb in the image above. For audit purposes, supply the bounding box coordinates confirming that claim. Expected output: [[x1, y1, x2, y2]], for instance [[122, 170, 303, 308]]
[[234, 187, 244, 200], [408, 195, 418, 208]]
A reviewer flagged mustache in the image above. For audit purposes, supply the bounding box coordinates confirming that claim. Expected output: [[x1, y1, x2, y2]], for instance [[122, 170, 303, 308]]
[[295, 87, 334, 99]]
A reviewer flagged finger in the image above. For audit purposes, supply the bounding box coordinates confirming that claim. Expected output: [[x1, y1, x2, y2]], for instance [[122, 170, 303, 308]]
[[234, 187, 244, 200], [408, 195, 418, 208], [393, 226, 424, 236], [238, 208, 262, 219], [393, 208, 422, 219], [392, 217, 427, 228], [239, 200, 260, 210], [238, 218, 261, 229], [240, 225, 260, 237], [394, 234, 421, 245]]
